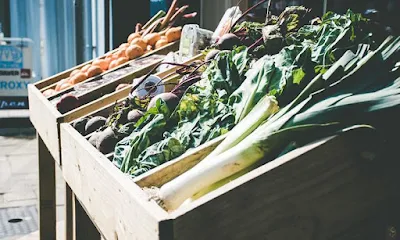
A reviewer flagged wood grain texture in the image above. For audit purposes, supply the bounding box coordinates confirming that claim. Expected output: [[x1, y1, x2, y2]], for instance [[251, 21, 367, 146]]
[[170, 127, 400, 240], [38, 134, 57, 240], [135, 135, 225, 188], [60, 123, 168, 240], [29, 84, 62, 163]]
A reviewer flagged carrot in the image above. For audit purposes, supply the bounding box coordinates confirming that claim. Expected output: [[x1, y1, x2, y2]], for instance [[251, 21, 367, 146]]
[[131, 38, 147, 50], [143, 33, 161, 46], [86, 66, 103, 78], [125, 45, 144, 59], [69, 72, 88, 84], [155, 39, 169, 49], [128, 32, 141, 43], [70, 69, 81, 77], [165, 27, 182, 42]]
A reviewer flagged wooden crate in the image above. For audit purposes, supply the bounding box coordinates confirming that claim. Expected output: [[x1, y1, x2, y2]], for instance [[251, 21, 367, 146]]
[[28, 42, 193, 165], [60, 120, 400, 240]]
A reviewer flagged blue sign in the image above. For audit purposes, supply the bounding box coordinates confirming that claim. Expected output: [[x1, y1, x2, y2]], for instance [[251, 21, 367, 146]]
[[0, 45, 23, 69]]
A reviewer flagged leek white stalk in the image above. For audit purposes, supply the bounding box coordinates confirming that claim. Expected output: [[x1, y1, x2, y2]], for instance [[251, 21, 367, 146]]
[[159, 132, 264, 210], [202, 95, 279, 162], [158, 122, 338, 211]]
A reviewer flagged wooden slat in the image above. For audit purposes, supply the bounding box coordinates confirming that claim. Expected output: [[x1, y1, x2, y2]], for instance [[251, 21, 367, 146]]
[[60, 123, 168, 240], [45, 41, 179, 98], [135, 135, 225, 188], [37, 134, 57, 240], [170, 127, 400, 240], [29, 84, 62, 163]]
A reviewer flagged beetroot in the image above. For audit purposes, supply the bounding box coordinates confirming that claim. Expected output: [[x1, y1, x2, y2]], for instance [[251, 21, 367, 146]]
[[88, 131, 101, 147], [205, 49, 221, 61], [96, 127, 119, 154], [217, 33, 241, 50], [147, 92, 179, 112], [85, 116, 107, 134], [127, 109, 144, 123], [56, 94, 81, 114], [72, 117, 89, 135]]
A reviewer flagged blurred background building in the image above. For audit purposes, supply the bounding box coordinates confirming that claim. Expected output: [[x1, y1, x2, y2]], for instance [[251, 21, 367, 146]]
[[0, 0, 398, 81]]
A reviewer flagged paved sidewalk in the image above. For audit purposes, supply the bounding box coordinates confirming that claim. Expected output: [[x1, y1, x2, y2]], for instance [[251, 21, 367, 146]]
[[0, 134, 66, 240]]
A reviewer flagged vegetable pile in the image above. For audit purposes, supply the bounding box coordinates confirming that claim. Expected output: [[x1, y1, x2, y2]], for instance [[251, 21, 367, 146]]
[[68, 4, 398, 212], [107, 8, 379, 176], [141, 9, 398, 210], [44, 0, 197, 114]]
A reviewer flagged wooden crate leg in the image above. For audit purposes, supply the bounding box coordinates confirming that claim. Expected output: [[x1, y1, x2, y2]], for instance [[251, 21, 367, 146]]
[[38, 134, 56, 240], [65, 183, 73, 240], [73, 193, 101, 240]]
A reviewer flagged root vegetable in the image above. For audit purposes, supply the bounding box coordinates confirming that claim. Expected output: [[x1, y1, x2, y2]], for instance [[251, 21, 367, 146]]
[[81, 65, 91, 73], [205, 49, 221, 61], [125, 45, 144, 59], [128, 32, 141, 43], [43, 89, 56, 97], [88, 131, 102, 147], [166, 27, 182, 42], [96, 127, 119, 154], [147, 92, 179, 112], [119, 43, 129, 49], [127, 109, 144, 123], [217, 33, 242, 50], [72, 117, 90, 135], [56, 94, 80, 114], [116, 57, 129, 66], [69, 72, 88, 84], [70, 69, 81, 77], [131, 38, 147, 50], [109, 60, 119, 69], [58, 82, 73, 91], [92, 59, 110, 71], [155, 39, 169, 49], [143, 33, 161, 46], [55, 78, 69, 91], [86, 65, 103, 78], [85, 116, 107, 134]]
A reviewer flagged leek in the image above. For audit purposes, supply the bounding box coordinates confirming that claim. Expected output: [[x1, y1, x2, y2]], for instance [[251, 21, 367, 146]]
[[156, 123, 340, 210], [202, 95, 279, 161]]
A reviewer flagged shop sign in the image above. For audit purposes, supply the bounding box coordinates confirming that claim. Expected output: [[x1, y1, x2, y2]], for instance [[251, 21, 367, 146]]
[[0, 38, 34, 109]]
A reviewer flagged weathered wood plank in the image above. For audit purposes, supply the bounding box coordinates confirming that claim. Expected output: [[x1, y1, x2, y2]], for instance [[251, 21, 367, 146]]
[[60, 123, 168, 240], [29, 84, 62, 163]]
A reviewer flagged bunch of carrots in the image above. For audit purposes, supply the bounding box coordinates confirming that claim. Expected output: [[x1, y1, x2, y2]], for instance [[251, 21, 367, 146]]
[[43, 0, 194, 98]]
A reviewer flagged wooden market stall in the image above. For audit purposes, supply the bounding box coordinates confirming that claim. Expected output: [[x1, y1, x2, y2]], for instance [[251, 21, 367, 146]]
[[28, 1, 400, 240]]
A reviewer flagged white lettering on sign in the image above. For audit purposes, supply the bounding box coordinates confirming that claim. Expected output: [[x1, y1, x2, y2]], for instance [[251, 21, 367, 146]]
[[0, 100, 26, 109]]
